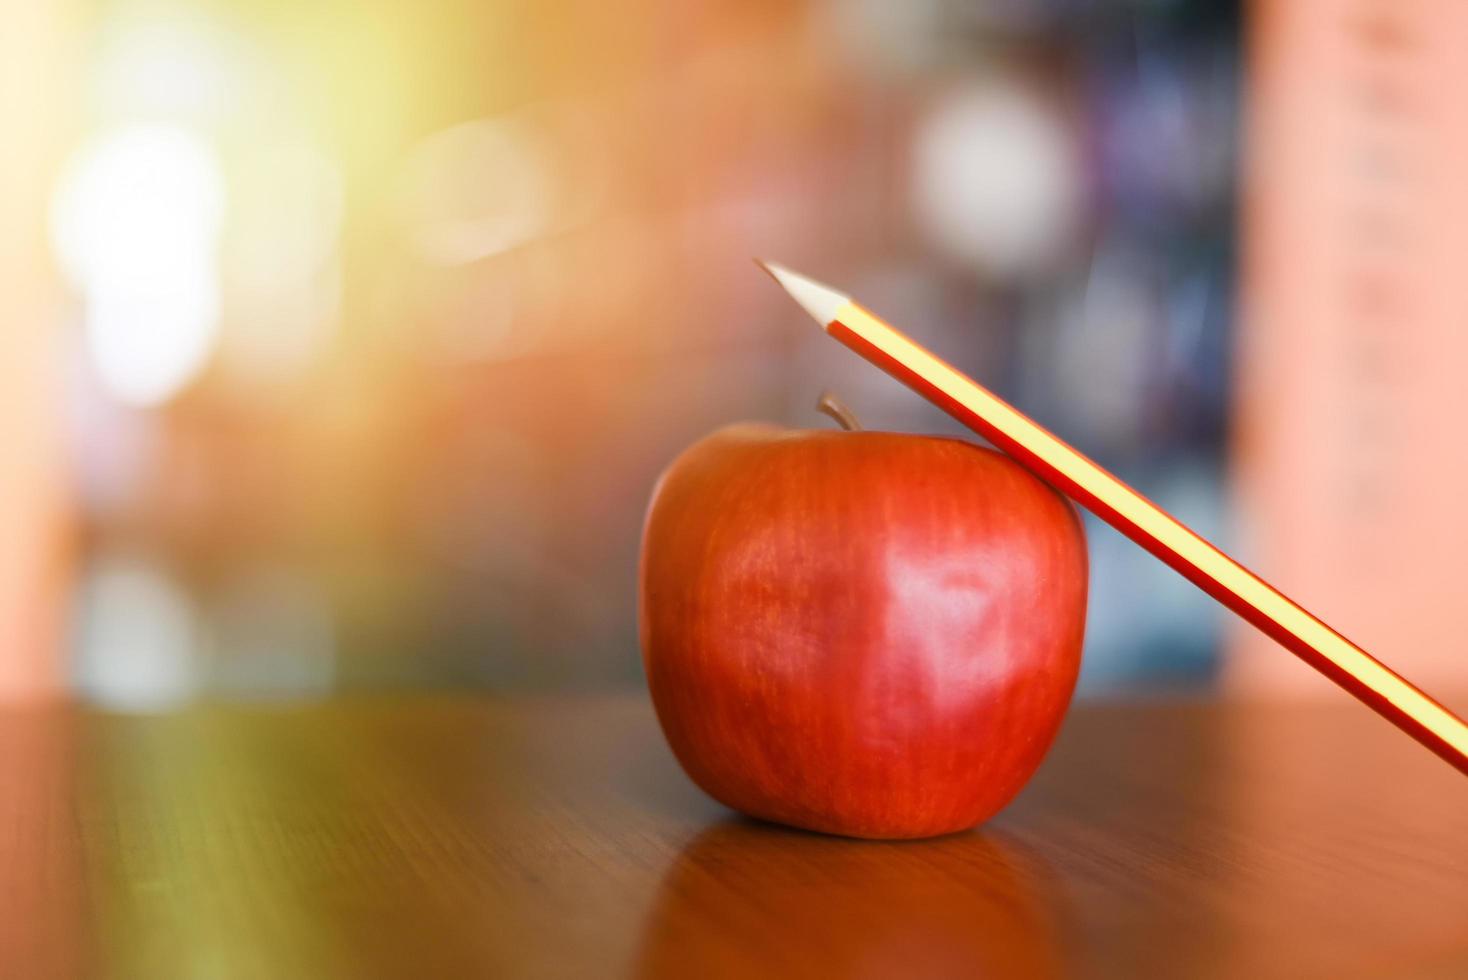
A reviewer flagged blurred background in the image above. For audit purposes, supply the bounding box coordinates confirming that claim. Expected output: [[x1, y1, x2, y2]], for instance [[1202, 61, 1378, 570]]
[[2, 0, 1463, 709]]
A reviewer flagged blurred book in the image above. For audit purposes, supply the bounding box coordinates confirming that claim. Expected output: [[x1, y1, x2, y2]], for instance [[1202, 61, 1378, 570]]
[[1231, 0, 1468, 698]]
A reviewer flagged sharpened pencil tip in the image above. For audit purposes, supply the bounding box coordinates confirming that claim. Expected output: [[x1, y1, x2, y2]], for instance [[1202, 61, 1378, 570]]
[[753, 259, 850, 326]]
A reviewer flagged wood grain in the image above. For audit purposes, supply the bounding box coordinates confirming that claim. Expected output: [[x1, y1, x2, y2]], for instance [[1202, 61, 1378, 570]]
[[1, 694, 1464, 978]]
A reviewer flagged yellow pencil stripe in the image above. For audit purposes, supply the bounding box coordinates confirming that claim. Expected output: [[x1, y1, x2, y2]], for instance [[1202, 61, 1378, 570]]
[[838, 302, 1468, 755]]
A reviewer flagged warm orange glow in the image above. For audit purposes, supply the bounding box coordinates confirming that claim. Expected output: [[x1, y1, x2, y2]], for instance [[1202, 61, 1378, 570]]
[[830, 300, 1468, 768], [0, 0, 71, 700]]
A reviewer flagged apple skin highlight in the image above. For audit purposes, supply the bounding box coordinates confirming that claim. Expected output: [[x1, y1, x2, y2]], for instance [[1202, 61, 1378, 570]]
[[640, 424, 1088, 839]]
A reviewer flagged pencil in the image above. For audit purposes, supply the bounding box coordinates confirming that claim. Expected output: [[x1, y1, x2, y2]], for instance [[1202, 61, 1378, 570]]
[[759, 259, 1468, 776]]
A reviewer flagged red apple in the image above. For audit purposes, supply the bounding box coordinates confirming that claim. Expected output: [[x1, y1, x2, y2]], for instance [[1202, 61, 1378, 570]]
[[639, 420, 1087, 839]]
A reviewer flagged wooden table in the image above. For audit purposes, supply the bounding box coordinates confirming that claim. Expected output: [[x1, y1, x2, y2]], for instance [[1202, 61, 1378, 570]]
[[2, 694, 1464, 978]]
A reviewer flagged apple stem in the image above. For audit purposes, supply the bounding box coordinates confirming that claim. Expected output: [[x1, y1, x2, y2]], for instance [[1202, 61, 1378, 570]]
[[816, 390, 863, 431]]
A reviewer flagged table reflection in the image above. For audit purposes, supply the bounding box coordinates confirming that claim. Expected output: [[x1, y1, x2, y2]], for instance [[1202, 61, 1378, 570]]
[[636, 819, 1066, 979]]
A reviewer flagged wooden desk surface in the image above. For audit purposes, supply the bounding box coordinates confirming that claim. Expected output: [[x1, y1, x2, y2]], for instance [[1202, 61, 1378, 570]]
[[2, 694, 1464, 979]]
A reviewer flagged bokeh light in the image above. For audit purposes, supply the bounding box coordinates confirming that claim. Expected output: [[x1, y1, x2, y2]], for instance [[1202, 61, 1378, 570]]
[[222, 145, 342, 385], [398, 116, 556, 267], [210, 566, 335, 700], [911, 77, 1082, 278], [72, 553, 198, 711], [91, 14, 247, 122], [51, 123, 225, 406]]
